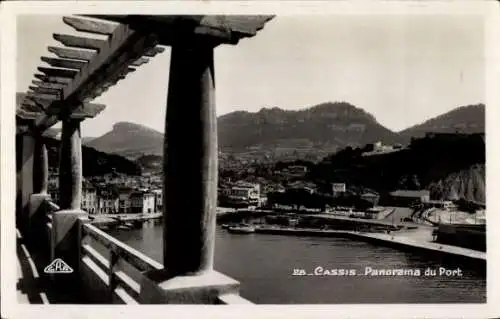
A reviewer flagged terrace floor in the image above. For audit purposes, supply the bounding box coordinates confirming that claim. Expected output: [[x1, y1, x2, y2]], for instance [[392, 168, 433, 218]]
[[16, 229, 82, 304]]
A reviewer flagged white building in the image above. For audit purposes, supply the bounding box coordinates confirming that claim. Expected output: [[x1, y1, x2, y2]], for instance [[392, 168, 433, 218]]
[[81, 180, 97, 214], [143, 192, 156, 214], [225, 182, 261, 207], [97, 187, 119, 214], [151, 189, 163, 212]]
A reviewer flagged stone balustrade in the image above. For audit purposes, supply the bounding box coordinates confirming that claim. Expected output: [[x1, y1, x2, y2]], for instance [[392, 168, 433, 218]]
[[19, 195, 253, 304]]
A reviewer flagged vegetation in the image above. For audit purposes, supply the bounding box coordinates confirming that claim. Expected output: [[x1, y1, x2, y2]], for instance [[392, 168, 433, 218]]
[[44, 137, 142, 177], [308, 133, 485, 201]]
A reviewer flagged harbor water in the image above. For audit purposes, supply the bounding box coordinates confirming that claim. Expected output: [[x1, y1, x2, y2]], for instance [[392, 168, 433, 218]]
[[108, 220, 486, 304]]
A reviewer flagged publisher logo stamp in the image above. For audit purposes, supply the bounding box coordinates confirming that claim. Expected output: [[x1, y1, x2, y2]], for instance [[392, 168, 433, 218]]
[[44, 258, 74, 274]]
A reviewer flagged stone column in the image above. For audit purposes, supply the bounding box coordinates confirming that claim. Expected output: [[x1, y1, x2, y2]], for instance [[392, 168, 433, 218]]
[[58, 118, 83, 210], [33, 134, 49, 195], [52, 117, 87, 283], [163, 42, 218, 277], [28, 134, 51, 248], [140, 43, 243, 302], [19, 134, 35, 233]]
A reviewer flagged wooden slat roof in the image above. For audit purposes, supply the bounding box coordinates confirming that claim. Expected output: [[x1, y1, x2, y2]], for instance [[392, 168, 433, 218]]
[[87, 15, 275, 44], [18, 15, 274, 134]]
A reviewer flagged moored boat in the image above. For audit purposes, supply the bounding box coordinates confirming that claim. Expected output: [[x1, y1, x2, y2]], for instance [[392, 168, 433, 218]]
[[228, 224, 256, 234]]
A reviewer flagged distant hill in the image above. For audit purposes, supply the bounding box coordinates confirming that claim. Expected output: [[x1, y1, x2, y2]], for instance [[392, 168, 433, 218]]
[[218, 102, 404, 153], [86, 102, 403, 159], [85, 122, 164, 159], [399, 104, 484, 140], [44, 136, 142, 176], [42, 128, 95, 145], [82, 137, 96, 144], [82, 102, 485, 161]]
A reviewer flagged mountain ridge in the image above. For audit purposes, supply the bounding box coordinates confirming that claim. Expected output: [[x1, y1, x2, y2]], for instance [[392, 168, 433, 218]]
[[84, 102, 484, 160], [399, 103, 484, 138]]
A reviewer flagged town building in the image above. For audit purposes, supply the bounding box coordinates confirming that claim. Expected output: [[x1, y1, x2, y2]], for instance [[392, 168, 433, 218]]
[[48, 174, 98, 213], [96, 187, 119, 214], [118, 187, 134, 214], [288, 181, 317, 194], [388, 189, 431, 207], [81, 180, 97, 214], [221, 181, 261, 207], [151, 189, 163, 212], [331, 182, 346, 197], [361, 191, 380, 206], [130, 191, 156, 214], [48, 173, 59, 204], [278, 165, 308, 177]]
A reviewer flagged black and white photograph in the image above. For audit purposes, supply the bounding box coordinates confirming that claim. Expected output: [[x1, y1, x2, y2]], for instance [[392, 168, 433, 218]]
[[1, 1, 499, 318]]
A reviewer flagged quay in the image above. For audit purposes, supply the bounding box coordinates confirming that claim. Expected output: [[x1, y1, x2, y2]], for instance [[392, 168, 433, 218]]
[[251, 226, 486, 264], [90, 213, 162, 228], [218, 209, 406, 229]]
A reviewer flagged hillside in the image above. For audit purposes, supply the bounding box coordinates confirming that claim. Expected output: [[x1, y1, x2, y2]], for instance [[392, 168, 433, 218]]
[[428, 164, 485, 204], [85, 122, 164, 159], [136, 154, 163, 172], [44, 136, 142, 176], [309, 133, 485, 202], [399, 104, 484, 140], [218, 102, 404, 153]]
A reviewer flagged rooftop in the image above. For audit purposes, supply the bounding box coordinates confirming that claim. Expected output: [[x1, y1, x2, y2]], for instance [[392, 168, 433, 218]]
[[389, 190, 430, 198]]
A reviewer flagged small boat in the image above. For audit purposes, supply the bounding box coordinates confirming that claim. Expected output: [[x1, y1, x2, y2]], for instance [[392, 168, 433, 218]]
[[221, 224, 231, 229], [228, 224, 255, 234]]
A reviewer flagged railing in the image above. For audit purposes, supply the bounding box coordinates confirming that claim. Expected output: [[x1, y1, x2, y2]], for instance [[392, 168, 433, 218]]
[[45, 200, 59, 256], [80, 222, 164, 304], [33, 197, 253, 304]]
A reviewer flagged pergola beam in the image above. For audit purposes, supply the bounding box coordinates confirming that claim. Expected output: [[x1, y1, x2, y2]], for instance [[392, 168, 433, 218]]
[[41, 56, 87, 70], [26, 15, 274, 133], [53, 34, 106, 51], [63, 16, 117, 35], [34, 74, 72, 84], [29, 86, 62, 96], [27, 91, 60, 101], [32, 80, 66, 90], [17, 109, 43, 120], [38, 67, 79, 79], [48, 46, 95, 61], [130, 57, 149, 67]]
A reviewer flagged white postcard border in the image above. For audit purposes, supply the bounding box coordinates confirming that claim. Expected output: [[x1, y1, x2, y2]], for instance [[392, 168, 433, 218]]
[[2, 1, 499, 318]]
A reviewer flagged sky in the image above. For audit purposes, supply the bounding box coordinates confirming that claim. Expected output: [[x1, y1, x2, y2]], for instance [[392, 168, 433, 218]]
[[17, 14, 485, 137]]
